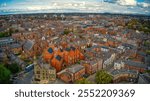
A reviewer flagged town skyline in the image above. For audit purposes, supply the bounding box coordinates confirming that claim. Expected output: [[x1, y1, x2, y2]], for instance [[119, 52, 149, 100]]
[[0, 0, 150, 15]]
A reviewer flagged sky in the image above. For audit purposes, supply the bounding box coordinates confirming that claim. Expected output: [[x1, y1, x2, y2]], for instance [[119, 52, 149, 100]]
[[0, 0, 150, 15]]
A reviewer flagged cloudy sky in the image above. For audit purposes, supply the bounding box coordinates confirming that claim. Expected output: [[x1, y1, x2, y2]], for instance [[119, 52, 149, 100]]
[[0, 0, 150, 15]]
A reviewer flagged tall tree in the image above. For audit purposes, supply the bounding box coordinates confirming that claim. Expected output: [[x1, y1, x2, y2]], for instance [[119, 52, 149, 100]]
[[95, 70, 113, 84], [5, 63, 20, 74], [0, 64, 11, 84]]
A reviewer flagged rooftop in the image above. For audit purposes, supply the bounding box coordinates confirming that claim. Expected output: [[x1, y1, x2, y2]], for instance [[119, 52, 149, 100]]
[[111, 69, 138, 76], [65, 48, 71, 51], [23, 40, 35, 50], [9, 43, 22, 49], [0, 37, 15, 45], [56, 55, 62, 61], [67, 64, 84, 73], [70, 46, 76, 51], [139, 73, 150, 83], [39, 63, 55, 70], [124, 60, 147, 69]]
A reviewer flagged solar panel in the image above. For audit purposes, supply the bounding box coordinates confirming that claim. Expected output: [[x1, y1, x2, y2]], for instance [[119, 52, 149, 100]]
[[65, 48, 71, 51], [70, 46, 76, 51], [48, 48, 53, 53], [56, 55, 62, 61]]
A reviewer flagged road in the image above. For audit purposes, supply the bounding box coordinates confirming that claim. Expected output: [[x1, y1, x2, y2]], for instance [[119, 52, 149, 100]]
[[87, 73, 96, 83], [14, 70, 34, 84]]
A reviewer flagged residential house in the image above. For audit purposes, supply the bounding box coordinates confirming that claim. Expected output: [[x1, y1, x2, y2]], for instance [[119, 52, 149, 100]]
[[9, 43, 22, 54], [9, 53, 26, 68], [83, 58, 103, 75], [124, 60, 147, 73], [114, 60, 125, 70], [22, 39, 35, 58], [145, 55, 150, 67], [0, 49, 8, 63], [110, 69, 138, 83], [102, 52, 116, 68], [0, 37, 16, 48], [101, 46, 109, 52]]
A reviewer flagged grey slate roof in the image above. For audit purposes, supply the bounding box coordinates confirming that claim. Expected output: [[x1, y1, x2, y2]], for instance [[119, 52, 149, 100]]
[[0, 37, 15, 46], [67, 64, 84, 73], [111, 69, 138, 76], [145, 55, 150, 66], [40, 63, 55, 70], [139, 73, 150, 83], [9, 53, 26, 68], [124, 60, 147, 69], [9, 43, 22, 49], [23, 40, 35, 50]]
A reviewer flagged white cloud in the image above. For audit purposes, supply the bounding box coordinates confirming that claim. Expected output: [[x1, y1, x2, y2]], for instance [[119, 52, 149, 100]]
[[0, 0, 149, 15], [138, 2, 150, 7], [117, 0, 137, 6]]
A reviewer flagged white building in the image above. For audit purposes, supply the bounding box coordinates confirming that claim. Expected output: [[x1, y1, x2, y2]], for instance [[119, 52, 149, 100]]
[[114, 60, 125, 70]]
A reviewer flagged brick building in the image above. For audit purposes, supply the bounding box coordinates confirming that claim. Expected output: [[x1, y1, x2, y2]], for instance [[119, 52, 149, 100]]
[[110, 69, 138, 83], [83, 58, 103, 75], [57, 64, 85, 83], [124, 60, 147, 73], [34, 62, 56, 84], [9, 43, 22, 54], [43, 45, 84, 72]]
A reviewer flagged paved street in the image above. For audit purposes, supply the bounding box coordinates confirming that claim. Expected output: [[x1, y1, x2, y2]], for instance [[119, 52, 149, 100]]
[[14, 70, 34, 84], [13, 70, 66, 84], [87, 73, 96, 83]]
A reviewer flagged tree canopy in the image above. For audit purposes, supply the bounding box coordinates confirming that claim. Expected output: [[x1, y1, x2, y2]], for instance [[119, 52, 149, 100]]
[[5, 63, 20, 74], [63, 29, 70, 35], [75, 78, 92, 84], [127, 19, 150, 34], [0, 64, 11, 84], [95, 70, 113, 84]]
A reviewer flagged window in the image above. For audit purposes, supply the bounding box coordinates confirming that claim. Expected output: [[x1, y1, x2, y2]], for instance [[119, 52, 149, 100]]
[[36, 71, 40, 74]]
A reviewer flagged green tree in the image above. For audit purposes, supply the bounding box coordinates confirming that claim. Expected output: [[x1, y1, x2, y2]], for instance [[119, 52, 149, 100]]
[[127, 19, 150, 34], [0, 32, 9, 38], [0, 64, 11, 84], [146, 50, 150, 55], [145, 70, 150, 74], [5, 63, 20, 74], [77, 60, 81, 64], [144, 41, 150, 47], [63, 29, 70, 35], [76, 78, 92, 84], [95, 70, 113, 84]]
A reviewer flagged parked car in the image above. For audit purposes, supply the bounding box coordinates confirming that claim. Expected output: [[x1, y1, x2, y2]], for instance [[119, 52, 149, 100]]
[[25, 64, 34, 73]]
